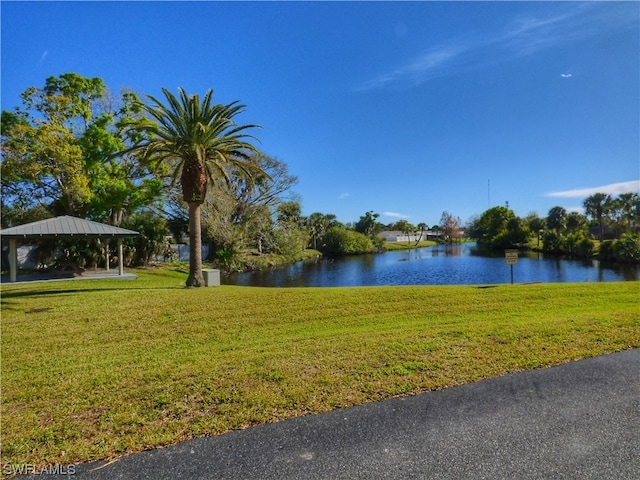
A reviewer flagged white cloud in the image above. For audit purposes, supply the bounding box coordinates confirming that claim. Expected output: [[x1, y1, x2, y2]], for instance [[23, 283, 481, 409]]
[[39, 51, 48, 64], [560, 73, 572, 78], [338, 193, 351, 199], [359, 45, 464, 90], [383, 211, 410, 219], [545, 180, 640, 198], [358, 3, 636, 91]]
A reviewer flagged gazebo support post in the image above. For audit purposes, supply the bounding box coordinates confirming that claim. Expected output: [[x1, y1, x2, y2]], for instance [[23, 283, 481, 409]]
[[105, 240, 110, 272], [9, 239, 17, 283], [118, 238, 124, 276]]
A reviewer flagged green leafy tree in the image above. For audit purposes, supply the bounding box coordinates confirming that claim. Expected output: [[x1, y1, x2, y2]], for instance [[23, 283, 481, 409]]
[[470, 206, 518, 249], [1, 109, 89, 215], [124, 87, 264, 287], [355, 211, 382, 237], [1, 73, 162, 223]]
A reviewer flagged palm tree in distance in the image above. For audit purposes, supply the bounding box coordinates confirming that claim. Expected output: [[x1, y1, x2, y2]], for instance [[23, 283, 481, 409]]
[[126, 87, 265, 286], [584, 193, 611, 241]]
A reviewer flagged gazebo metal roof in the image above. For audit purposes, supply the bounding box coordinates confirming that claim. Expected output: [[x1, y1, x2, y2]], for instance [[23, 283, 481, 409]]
[[0, 216, 139, 239], [1, 216, 139, 283]]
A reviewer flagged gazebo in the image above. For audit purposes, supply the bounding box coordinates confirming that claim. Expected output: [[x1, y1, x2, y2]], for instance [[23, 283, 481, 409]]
[[0, 216, 139, 283]]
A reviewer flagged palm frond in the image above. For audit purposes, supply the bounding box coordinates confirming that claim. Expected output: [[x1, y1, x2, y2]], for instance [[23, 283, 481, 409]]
[[120, 86, 267, 204]]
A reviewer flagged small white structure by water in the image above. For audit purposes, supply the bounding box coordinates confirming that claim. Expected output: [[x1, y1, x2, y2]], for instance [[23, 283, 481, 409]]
[[379, 230, 444, 243]]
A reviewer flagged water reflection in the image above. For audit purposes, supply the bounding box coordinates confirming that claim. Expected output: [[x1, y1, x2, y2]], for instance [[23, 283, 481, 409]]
[[224, 242, 639, 287]]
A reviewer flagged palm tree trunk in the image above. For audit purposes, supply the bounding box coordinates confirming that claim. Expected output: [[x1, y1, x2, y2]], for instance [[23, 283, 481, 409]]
[[187, 202, 205, 287]]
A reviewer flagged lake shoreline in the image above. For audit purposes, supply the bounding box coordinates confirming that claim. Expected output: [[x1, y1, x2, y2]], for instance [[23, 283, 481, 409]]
[[223, 242, 640, 287]]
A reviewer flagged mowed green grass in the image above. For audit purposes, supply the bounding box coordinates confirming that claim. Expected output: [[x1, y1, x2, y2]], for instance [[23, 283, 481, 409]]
[[1, 268, 638, 469]]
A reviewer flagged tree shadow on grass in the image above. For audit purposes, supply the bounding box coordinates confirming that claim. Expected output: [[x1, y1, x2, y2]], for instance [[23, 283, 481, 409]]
[[0, 285, 184, 301]]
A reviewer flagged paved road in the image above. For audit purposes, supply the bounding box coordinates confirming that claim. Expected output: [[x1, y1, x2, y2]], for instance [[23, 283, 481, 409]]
[[28, 349, 639, 479]]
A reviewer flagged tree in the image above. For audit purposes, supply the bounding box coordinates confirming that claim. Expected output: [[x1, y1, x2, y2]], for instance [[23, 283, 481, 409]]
[[612, 193, 639, 234], [355, 211, 382, 237], [524, 212, 545, 246], [241, 204, 273, 254], [566, 212, 588, 233], [546, 206, 567, 232], [276, 201, 302, 227], [388, 219, 414, 244], [124, 87, 264, 287], [1, 108, 89, 216], [415, 222, 427, 246], [469, 206, 515, 248], [230, 152, 298, 215], [121, 212, 170, 266], [440, 211, 461, 242], [267, 201, 307, 260], [1, 73, 162, 224], [584, 193, 611, 241], [305, 212, 339, 250]]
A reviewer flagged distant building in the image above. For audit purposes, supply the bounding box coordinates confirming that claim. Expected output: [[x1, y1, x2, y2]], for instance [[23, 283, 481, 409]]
[[378, 230, 444, 243]]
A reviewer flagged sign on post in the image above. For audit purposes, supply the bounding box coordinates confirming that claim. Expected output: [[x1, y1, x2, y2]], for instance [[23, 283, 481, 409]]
[[505, 249, 518, 284], [505, 249, 519, 265]]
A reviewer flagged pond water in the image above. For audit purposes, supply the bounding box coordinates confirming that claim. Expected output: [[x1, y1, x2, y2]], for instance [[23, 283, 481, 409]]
[[223, 243, 640, 287]]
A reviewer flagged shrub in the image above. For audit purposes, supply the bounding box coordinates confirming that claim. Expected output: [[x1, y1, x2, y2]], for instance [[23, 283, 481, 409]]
[[565, 233, 595, 259], [266, 227, 310, 261], [598, 240, 616, 262], [321, 227, 374, 256], [542, 231, 565, 255], [613, 234, 640, 263], [575, 236, 595, 258]]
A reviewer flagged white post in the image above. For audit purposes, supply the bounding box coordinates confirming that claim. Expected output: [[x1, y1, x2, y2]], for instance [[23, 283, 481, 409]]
[[118, 238, 124, 276], [105, 241, 110, 272], [9, 239, 17, 283]]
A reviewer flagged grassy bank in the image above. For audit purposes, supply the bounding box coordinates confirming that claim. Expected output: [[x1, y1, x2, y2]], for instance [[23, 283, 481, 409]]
[[383, 240, 437, 251], [1, 270, 638, 470], [230, 248, 322, 272]]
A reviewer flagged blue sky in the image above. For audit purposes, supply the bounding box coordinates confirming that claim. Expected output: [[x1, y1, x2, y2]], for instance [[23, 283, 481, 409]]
[[2, 1, 639, 227]]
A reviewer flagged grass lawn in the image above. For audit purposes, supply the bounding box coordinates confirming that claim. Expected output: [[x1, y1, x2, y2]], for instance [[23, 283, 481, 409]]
[[1, 268, 638, 470]]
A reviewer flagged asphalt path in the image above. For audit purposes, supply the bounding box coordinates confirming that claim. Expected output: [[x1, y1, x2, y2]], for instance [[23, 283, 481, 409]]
[[26, 349, 639, 479]]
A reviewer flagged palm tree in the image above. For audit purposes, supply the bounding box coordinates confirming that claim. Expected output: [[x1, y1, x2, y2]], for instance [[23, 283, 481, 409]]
[[584, 193, 611, 241], [414, 222, 427, 246], [617, 193, 639, 233], [125, 88, 264, 286]]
